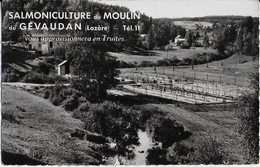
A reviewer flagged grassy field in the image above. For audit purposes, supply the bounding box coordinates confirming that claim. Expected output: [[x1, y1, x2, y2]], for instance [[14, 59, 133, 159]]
[[119, 53, 258, 87], [199, 53, 256, 67], [173, 21, 213, 30], [2, 85, 102, 165], [110, 47, 217, 64]]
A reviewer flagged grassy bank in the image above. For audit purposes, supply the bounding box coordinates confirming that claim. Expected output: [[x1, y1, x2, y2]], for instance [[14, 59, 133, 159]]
[[2, 85, 103, 165]]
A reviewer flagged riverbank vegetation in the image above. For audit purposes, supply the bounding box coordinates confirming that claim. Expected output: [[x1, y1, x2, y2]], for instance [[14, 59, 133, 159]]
[[41, 83, 192, 162]]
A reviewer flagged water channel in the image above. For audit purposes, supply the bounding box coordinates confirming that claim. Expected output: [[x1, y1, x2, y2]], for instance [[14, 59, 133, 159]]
[[109, 130, 154, 165]]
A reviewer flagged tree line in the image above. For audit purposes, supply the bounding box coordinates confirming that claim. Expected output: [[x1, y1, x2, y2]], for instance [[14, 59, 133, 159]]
[[212, 16, 258, 56]]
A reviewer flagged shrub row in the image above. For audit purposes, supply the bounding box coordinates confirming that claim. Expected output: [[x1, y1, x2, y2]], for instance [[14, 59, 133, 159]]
[[2, 67, 25, 82], [23, 72, 67, 84], [42, 84, 87, 111], [118, 52, 230, 68]]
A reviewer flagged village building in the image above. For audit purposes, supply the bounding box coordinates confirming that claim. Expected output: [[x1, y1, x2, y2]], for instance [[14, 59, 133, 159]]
[[139, 34, 147, 40], [57, 60, 70, 76], [174, 35, 186, 44], [196, 35, 215, 46], [27, 29, 69, 56]]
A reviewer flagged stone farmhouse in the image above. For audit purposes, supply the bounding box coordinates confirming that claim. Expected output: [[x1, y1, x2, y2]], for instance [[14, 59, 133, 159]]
[[27, 29, 69, 56]]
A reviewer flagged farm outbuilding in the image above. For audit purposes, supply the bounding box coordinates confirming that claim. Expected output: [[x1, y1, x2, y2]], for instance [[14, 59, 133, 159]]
[[57, 60, 70, 76], [174, 35, 186, 44]]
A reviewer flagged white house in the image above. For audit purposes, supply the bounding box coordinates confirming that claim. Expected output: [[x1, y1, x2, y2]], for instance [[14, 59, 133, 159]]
[[174, 35, 186, 44], [57, 60, 70, 76]]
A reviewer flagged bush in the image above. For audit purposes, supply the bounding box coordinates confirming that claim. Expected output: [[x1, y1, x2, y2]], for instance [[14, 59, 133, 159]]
[[139, 61, 155, 67], [183, 57, 192, 64], [2, 72, 21, 82], [51, 97, 61, 106], [36, 61, 51, 75], [180, 42, 190, 49], [166, 142, 193, 164], [2, 113, 20, 124], [73, 101, 92, 119], [2, 68, 24, 82], [156, 57, 182, 66], [62, 93, 81, 111], [71, 77, 116, 102], [146, 114, 191, 148], [190, 135, 227, 164], [130, 107, 163, 130], [117, 61, 135, 68], [83, 101, 139, 156], [23, 72, 47, 84], [183, 53, 229, 66], [146, 147, 168, 165], [43, 84, 81, 107], [43, 89, 50, 99], [23, 72, 67, 84]]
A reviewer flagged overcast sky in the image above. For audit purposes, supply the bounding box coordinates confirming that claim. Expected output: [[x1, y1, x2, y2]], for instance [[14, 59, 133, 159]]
[[93, 0, 259, 18]]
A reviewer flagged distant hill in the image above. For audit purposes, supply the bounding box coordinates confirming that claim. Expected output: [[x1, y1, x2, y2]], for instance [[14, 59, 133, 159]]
[[173, 21, 212, 30], [161, 15, 257, 22]]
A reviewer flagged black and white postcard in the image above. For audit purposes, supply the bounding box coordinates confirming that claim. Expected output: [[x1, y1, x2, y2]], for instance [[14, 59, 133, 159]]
[[1, 0, 259, 165]]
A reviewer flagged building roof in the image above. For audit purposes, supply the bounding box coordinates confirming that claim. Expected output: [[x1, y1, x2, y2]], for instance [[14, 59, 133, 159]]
[[57, 60, 68, 67], [175, 35, 185, 39]]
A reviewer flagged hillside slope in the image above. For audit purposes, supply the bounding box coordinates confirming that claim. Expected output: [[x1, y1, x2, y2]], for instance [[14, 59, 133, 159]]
[[196, 53, 258, 75], [204, 53, 255, 66], [2, 85, 102, 165], [141, 103, 246, 164], [110, 48, 217, 64]]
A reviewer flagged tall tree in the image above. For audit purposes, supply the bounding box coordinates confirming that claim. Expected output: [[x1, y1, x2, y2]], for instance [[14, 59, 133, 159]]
[[241, 16, 254, 32], [242, 30, 253, 55], [227, 20, 237, 43], [235, 27, 243, 54], [214, 33, 226, 54], [185, 30, 193, 47], [203, 31, 209, 49], [144, 33, 155, 50], [66, 42, 119, 101]]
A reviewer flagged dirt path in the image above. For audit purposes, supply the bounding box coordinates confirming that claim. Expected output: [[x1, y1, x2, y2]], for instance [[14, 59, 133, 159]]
[[2, 82, 70, 87]]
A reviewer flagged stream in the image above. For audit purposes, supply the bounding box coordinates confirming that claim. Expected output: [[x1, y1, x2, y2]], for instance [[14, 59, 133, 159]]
[[130, 130, 153, 165], [109, 130, 154, 165]]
